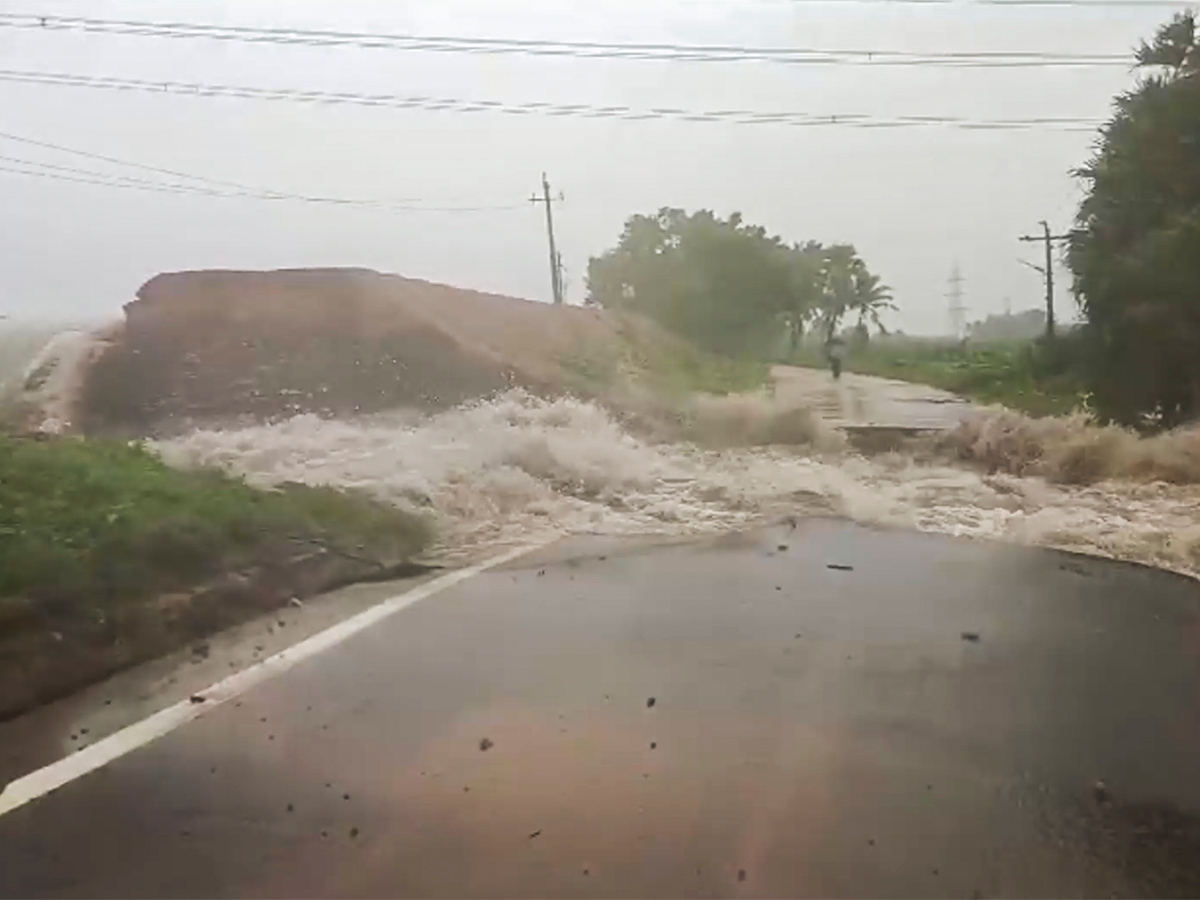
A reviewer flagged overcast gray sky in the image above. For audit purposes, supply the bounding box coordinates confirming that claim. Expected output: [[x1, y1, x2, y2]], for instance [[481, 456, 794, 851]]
[[0, 0, 1182, 332]]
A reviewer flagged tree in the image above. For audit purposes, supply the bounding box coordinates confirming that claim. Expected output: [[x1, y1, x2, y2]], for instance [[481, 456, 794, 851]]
[[587, 208, 801, 356], [812, 245, 894, 341], [777, 241, 825, 354], [1069, 12, 1200, 428], [586, 209, 891, 358]]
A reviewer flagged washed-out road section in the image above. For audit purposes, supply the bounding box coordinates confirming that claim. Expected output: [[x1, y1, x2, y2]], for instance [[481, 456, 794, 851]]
[[2, 520, 1199, 898], [772, 365, 973, 431]]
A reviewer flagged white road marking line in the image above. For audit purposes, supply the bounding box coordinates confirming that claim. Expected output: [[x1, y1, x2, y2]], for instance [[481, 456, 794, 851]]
[[0, 540, 553, 818]]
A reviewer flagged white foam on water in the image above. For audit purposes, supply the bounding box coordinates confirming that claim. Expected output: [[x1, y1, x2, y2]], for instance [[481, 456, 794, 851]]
[[0, 325, 70, 391], [154, 390, 1200, 577], [0, 323, 117, 432]]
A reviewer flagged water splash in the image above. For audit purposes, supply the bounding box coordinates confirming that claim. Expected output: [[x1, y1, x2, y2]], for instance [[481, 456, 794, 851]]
[[0, 324, 116, 433], [155, 391, 1200, 577]]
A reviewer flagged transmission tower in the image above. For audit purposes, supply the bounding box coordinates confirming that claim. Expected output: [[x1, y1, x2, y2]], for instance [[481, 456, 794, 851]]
[[947, 263, 966, 339]]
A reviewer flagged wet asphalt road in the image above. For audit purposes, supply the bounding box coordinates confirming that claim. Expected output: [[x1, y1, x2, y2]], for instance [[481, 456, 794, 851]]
[[2, 519, 1200, 898]]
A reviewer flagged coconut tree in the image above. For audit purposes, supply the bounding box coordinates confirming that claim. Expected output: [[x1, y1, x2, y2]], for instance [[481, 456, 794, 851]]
[[848, 269, 895, 335]]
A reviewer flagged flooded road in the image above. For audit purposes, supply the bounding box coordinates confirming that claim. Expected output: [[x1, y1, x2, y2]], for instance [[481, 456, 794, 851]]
[[2, 521, 1199, 898], [770, 365, 974, 432], [157, 388, 1200, 579]]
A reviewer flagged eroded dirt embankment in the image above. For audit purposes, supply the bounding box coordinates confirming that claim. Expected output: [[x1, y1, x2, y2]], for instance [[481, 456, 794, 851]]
[[69, 268, 656, 435], [8, 268, 755, 438]]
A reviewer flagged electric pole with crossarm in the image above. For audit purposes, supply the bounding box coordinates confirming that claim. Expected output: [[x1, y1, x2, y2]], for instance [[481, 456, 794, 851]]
[[1019, 221, 1072, 340], [530, 174, 565, 306]]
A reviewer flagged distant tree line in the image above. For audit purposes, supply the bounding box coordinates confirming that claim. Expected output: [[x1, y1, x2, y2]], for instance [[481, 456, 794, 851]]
[[968, 309, 1046, 343], [585, 208, 892, 358], [1069, 12, 1200, 429]]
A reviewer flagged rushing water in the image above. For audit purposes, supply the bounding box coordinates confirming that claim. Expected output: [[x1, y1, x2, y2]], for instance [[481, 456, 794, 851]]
[[6, 321, 1196, 578], [156, 390, 1200, 577]]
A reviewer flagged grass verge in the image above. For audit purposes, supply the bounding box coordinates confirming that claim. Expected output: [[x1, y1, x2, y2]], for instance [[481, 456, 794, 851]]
[[0, 434, 430, 718], [562, 315, 768, 401]]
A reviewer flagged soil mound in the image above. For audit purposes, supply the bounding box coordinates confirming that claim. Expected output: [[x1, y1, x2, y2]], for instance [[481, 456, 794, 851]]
[[79, 268, 631, 434]]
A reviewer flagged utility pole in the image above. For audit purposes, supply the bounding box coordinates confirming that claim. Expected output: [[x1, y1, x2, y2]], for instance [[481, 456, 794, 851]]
[[530, 173, 565, 305], [947, 263, 966, 340], [1019, 220, 1072, 340]]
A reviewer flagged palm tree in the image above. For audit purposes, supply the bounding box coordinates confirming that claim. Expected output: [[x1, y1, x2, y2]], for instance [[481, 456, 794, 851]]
[[812, 246, 894, 340], [848, 270, 895, 335]]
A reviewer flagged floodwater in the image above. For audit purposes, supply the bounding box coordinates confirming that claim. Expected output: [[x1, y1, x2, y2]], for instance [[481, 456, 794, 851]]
[[5, 324, 1197, 580], [157, 387, 1200, 578]]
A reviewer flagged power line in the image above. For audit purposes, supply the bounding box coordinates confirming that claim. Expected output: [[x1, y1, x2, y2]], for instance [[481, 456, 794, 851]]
[[0, 152, 238, 195], [0, 129, 526, 211], [0, 159, 527, 211], [970, 0, 1191, 6], [0, 162, 238, 197], [771, 0, 1190, 5], [0, 68, 1106, 130], [0, 126, 303, 196], [0, 12, 1137, 68], [0, 149, 302, 200]]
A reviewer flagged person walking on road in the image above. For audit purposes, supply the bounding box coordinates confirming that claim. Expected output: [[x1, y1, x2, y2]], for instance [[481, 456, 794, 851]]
[[826, 333, 847, 381]]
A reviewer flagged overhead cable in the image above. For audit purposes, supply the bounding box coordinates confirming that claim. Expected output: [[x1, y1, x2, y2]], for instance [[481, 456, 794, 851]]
[[0, 142, 525, 211], [0, 68, 1106, 130], [0, 12, 1136, 68]]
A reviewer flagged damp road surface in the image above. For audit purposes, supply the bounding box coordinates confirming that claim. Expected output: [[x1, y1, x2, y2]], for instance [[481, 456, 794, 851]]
[[771, 365, 973, 431], [2, 520, 1200, 898]]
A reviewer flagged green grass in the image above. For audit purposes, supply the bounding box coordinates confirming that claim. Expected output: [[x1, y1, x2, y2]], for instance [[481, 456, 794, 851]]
[[793, 338, 1088, 417], [641, 340, 768, 397], [563, 319, 768, 400], [0, 434, 430, 620]]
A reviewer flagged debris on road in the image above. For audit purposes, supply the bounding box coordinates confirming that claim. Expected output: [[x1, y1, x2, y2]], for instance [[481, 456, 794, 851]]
[[827, 563, 854, 572], [479, 737, 494, 751], [961, 632, 981, 643]]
